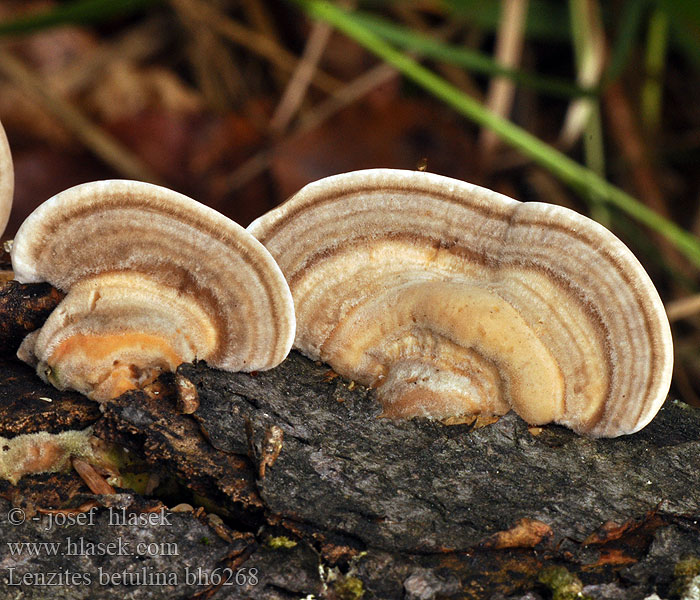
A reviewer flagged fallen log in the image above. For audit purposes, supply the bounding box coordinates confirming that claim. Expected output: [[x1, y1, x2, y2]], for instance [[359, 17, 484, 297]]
[[0, 279, 699, 599]]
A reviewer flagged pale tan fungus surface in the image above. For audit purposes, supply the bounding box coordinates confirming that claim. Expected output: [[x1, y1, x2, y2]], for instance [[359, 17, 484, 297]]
[[0, 120, 13, 237], [17, 272, 217, 400], [248, 168, 674, 437]]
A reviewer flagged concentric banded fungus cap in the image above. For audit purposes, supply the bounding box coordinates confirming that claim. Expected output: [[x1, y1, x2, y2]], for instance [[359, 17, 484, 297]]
[[248, 168, 673, 437], [12, 180, 295, 401], [0, 120, 13, 237]]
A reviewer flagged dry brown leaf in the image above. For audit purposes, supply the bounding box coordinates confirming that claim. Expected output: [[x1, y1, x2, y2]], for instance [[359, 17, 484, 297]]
[[480, 517, 553, 549]]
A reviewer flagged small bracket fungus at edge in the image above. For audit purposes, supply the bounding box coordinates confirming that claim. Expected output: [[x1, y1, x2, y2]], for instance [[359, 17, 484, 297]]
[[11, 180, 296, 401], [0, 120, 13, 238], [248, 168, 674, 437]]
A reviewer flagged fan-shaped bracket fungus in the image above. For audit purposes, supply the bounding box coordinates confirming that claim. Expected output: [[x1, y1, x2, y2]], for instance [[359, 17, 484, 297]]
[[0, 120, 14, 239], [12, 180, 295, 401], [248, 168, 673, 437]]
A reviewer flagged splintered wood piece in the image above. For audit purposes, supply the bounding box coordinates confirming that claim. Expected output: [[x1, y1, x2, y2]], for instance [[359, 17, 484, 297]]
[[72, 457, 116, 495], [93, 375, 262, 520]]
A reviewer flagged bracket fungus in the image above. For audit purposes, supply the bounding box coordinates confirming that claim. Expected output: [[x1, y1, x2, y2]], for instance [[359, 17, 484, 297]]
[[0, 120, 13, 238], [248, 168, 673, 437], [12, 180, 295, 401]]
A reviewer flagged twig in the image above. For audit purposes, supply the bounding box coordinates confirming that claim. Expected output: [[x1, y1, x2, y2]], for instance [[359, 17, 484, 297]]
[[72, 457, 116, 496], [170, 0, 243, 110], [391, 5, 481, 100], [241, 0, 287, 87], [479, 0, 529, 159], [603, 81, 669, 219], [559, 0, 605, 148], [223, 62, 398, 193], [269, 19, 333, 135], [297, 63, 396, 133], [566, 0, 609, 226], [666, 294, 700, 323], [0, 49, 163, 184], [603, 80, 694, 280], [242, 0, 279, 41], [177, 0, 343, 95], [53, 17, 168, 95]]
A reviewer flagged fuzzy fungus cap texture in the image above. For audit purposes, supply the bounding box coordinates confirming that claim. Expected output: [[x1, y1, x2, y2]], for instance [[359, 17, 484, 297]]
[[248, 168, 674, 437], [0, 120, 13, 238], [12, 180, 295, 401]]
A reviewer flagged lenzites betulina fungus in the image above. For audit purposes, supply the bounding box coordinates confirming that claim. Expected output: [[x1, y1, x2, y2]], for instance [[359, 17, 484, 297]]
[[0, 119, 13, 238], [12, 180, 296, 401], [248, 168, 673, 437]]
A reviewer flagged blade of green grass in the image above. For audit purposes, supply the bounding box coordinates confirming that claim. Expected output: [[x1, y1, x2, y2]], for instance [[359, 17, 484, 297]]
[[350, 11, 594, 98], [641, 6, 669, 133], [657, 0, 700, 69], [293, 0, 700, 269], [440, 0, 572, 42], [568, 0, 609, 226], [0, 0, 161, 36], [603, 0, 650, 85]]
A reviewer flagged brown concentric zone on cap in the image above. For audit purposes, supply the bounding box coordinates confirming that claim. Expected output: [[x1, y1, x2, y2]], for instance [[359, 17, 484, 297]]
[[260, 183, 664, 432], [28, 191, 286, 364]]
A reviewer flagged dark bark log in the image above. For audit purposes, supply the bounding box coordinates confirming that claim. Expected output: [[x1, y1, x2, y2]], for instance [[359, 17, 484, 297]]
[[1, 280, 699, 599], [0, 494, 255, 600], [89, 355, 700, 599], [176, 355, 700, 553], [0, 358, 100, 436], [94, 374, 263, 527], [0, 281, 64, 356]]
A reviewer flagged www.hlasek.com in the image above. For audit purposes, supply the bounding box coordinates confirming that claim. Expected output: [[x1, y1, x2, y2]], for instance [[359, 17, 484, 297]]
[[3, 507, 259, 587]]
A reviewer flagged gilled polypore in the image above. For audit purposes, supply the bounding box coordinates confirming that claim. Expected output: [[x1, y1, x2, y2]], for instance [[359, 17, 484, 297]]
[[0, 119, 13, 238], [12, 180, 295, 401], [248, 168, 674, 437]]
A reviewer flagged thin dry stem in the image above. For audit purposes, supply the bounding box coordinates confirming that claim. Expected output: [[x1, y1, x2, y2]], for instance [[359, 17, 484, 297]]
[[242, 0, 280, 42], [171, 0, 243, 110], [177, 0, 343, 95], [298, 63, 397, 133], [559, 0, 605, 148], [53, 18, 168, 95], [480, 0, 529, 159], [666, 294, 700, 322], [223, 63, 398, 193], [392, 5, 481, 100], [0, 49, 163, 184], [269, 19, 333, 135], [602, 84, 672, 219], [241, 0, 287, 88]]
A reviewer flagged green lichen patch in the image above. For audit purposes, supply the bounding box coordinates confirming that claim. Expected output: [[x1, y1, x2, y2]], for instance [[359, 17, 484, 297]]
[[537, 566, 592, 600], [672, 556, 700, 598], [266, 535, 298, 549], [334, 575, 364, 600]]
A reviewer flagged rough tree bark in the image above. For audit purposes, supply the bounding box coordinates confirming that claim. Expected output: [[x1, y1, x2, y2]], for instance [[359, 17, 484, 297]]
[[0, 279, 699, 600]]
